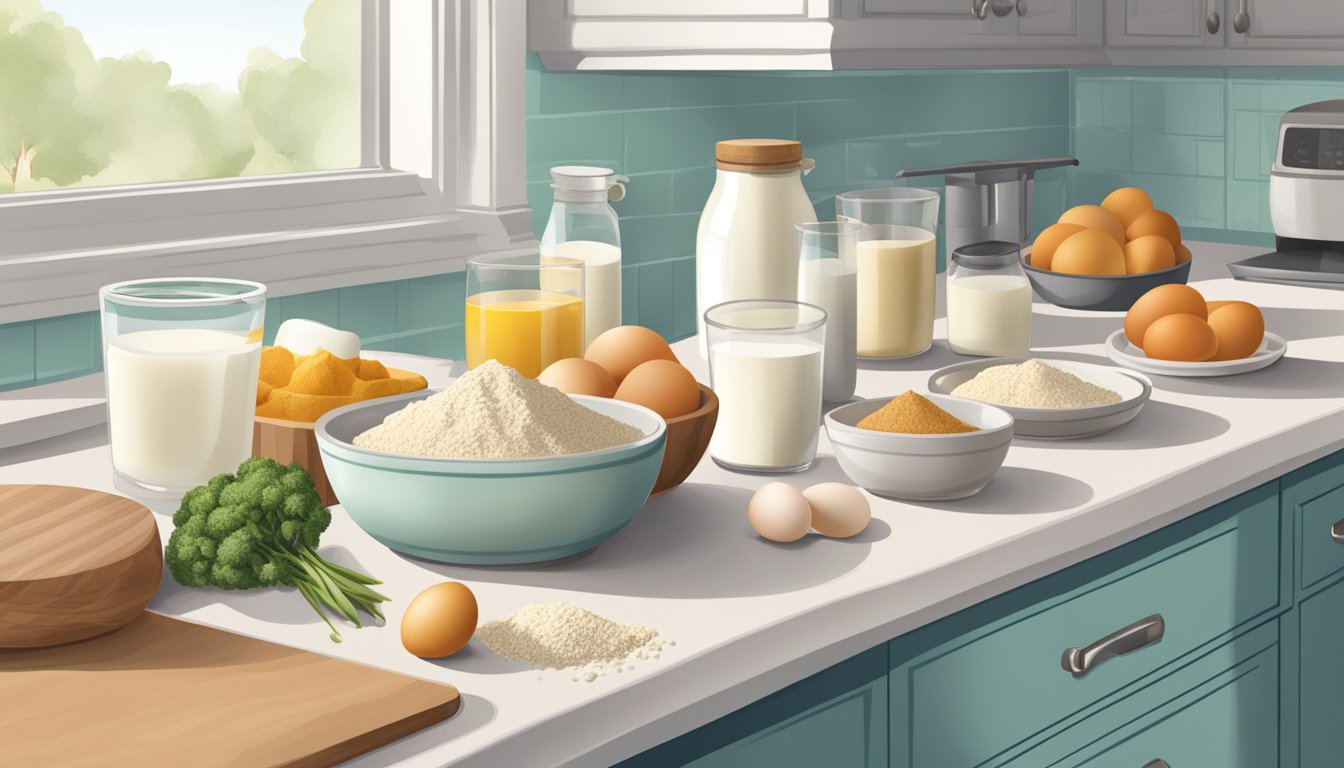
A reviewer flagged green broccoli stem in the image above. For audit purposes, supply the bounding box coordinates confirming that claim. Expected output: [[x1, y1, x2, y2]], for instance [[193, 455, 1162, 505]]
[[262, 542, 389, 641]]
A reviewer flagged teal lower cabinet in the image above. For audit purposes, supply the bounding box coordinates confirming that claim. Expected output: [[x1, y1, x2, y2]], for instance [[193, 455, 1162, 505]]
[[624, 450, 1344, 768], [615, 647, 888, 768]]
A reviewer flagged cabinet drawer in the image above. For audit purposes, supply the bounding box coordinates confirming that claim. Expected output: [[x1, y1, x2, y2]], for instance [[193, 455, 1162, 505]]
[[1283, 449, 1344, 594], [1003, 622, 1280, 768], [892, 483, 1280, 768]]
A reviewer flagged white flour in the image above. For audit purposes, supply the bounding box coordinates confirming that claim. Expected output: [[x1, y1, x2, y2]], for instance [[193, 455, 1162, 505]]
[[477, 602, 670, 683], [352, 360, 643, 458], [951, 359, 1122, 409]]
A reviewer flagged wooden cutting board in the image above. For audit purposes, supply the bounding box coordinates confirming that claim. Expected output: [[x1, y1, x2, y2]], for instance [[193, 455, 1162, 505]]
[[0, 484, 162, 647], [0, 612, 460, 768]]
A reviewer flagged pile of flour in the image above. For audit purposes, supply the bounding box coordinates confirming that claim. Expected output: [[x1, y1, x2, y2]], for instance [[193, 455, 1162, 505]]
[[476, 602, 671, 683], [352, 360, 644, 458], [951, 359, 1122, 409]]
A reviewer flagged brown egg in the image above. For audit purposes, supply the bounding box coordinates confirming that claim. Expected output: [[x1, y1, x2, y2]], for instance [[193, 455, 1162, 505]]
[[1122, 235, 1176, 274], [1030, 223, 1086, 270], [1101, 187, 1154, 228], [1126, 209, 1182, 248], [1206, 300, 1233, 314], [1051, 229, 1126, 276], [1125, 284, 1207, 347], [1174, 243, 1192, 265], [1142, 314, 1219, 362], [401, 582, 478, 659], [584, 326, 678, 384], [615, 359, 701, 419], [1058, 205, 1127, 245], [1207, 302, 1265, 361], [538, 358, 617, 398]]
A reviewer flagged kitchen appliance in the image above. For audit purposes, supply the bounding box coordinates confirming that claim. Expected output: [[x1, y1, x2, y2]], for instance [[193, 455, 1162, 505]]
[[1228, 100, 1344, 288], [895, 156, 1079, 256]]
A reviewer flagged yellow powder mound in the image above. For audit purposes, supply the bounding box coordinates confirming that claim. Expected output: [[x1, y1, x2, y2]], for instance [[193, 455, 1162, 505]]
[[255, 345, 428, 423], [856, 391, 978, 435]]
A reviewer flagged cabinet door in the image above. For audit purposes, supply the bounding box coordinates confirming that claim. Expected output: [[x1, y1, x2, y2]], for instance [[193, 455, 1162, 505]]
[[1298, 580, 1344, 768], [1016, 0, 1103, 46], [845, 0, 1099, 48], [1229, 0, 1344, 49], [1105, 0, 1226, 47]]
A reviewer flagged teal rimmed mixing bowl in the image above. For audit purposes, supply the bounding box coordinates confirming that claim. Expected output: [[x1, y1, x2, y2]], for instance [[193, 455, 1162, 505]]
[[314, 390, 666, 564]]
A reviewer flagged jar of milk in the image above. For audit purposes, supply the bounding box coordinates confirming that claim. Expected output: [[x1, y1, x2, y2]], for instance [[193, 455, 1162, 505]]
[[947, 241, 1033, 357], [540, 166, 628, 349], [696, 140, 817, 357]]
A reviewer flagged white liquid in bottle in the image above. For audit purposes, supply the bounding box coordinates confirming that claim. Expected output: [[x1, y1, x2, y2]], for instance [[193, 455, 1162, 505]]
[[946, 274, 1033, 357], [545, 240, 622, 348]]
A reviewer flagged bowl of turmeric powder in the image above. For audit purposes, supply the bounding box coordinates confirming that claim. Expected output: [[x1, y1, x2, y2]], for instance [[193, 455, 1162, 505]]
[[824, 391, 1013, 501], [253, 346, 428, 505]]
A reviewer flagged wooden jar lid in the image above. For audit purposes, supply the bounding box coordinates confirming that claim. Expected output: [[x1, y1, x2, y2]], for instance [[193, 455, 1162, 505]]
[[715, 139, 803, 172]]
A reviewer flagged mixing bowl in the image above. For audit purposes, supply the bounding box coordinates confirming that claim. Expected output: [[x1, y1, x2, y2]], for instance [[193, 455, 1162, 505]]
[[824, 394, 1014, 501], [314, 391, 666, 564], [1022, 253, 1191, 312]]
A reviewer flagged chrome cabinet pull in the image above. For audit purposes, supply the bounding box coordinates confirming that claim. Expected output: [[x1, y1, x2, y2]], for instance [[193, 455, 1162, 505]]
[[1016, 0, 1026, 16], [1331, 519, 1344, 543], [1143, 761, 1171, 768], [1206, 10, 1221, 34], [1062, 614, 1165, 676], [972, 0, 989, 19], [971, 0, 1013, 18], [1233, 0, 1250, 33]]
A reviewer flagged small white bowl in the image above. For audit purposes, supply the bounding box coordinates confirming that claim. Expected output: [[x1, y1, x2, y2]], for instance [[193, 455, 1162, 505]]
[[824, 394, 1014, 501]]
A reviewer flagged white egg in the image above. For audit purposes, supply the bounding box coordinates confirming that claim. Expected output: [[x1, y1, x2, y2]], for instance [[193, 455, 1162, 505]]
[[747, 482, 812, 543], [803, 483, 871, 539]]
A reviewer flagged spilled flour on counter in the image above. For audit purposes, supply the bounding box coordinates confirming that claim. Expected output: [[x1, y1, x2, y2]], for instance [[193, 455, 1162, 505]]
[[477, 602, 671, 683], [352, 360, 643, 459]]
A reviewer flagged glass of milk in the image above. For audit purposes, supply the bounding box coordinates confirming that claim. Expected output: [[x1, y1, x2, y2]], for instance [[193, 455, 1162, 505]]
[[836, 187, 940, 359], [705, 300, 826, 474], [99, 278, 267, 499], [946, 241, 1033, 357], [796, 221, 860, 403]]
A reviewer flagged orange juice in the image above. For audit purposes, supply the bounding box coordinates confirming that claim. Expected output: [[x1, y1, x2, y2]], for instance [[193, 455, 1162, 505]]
[[464, 289, 584, 377]]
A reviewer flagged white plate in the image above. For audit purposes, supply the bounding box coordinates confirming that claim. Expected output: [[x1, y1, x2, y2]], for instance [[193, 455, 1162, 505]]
[[1104, 330, 1286, 378], [928, 357, 1152, 439]]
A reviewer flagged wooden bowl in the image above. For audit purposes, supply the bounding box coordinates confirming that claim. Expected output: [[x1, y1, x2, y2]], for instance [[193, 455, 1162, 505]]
[[651, 384, 718, 496], [0, 485, 162, 648], [253, 416, 336, 506]]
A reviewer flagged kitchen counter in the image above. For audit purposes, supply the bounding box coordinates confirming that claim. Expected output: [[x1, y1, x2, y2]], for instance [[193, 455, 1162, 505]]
[[2, 242, 1342, 767]]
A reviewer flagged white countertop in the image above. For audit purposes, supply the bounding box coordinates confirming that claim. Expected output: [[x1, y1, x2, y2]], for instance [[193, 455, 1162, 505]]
[[2, 242, 1342, 767]]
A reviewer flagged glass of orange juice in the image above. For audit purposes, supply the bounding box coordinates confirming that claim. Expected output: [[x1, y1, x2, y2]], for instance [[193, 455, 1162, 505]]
[[465, 254, 585, 378]]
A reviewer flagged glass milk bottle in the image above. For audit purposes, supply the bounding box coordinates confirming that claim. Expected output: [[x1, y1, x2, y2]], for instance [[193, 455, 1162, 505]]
[[540, 166, 627, 349], [946, 241, 1033, 357], [696, 139, 817, 357], [796, 221, 860, 402]]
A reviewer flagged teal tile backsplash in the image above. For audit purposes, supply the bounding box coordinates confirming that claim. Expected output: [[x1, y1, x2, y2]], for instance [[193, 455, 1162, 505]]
[[4, 61, 1342, 392]]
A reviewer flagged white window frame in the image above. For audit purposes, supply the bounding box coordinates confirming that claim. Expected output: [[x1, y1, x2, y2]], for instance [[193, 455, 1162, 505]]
[[0, 0, 533, 325]]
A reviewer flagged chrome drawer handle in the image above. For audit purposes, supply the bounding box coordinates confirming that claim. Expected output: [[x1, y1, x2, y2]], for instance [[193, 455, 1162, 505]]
[[1233, 0, 1250, 34], [1332, 519, 1344, 543], [1062, 614, 1165, 676], [1143, 761, 1171, 768]]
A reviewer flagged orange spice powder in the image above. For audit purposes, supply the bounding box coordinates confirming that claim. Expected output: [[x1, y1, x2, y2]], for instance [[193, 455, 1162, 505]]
[[856, 390, 977, 435]]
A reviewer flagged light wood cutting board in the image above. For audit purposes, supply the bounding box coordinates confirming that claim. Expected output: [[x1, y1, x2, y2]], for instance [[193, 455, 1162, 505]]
[[0, 612, 460, 768]]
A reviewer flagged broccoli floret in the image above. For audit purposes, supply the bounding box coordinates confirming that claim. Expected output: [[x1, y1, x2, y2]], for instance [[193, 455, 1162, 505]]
[[164, 457, 386, 641]]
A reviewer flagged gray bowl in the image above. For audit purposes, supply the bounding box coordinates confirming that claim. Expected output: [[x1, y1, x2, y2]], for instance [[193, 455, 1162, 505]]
[[314, 390, 666, 564], [1022, 252, 1191, 312]]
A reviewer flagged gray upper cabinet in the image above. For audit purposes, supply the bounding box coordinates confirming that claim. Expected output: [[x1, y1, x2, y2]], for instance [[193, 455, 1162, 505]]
[[838, 0, 1102, 49], [1227, 0, 1344, 48], [1106, 0, 1227, 48]]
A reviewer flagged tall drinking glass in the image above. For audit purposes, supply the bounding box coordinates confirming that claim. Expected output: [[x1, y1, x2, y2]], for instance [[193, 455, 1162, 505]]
[[465, 253, 584, 378], [100, 278, 267, 498], [796, 221, 860, 402], [705, 300, 826, 474], [835, 187, 940, 359]]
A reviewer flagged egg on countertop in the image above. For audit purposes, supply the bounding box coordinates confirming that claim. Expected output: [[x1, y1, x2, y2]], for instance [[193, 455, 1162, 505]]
[[748, 483, 812, 543], [1051, 229, 1126, 276], [1029, 223, 1085, 271], [1142, 313, 1219, 362], [614, 359, 700, 419], [538, 358, 618, 398], [1207, 301, 1265, 361], [401, 581, 478, 659], [1125, 284, 1208, 347], [584, 326, 679, 384], [803, 483, 871, 539], [1058, 205, 1127, 245], [1122, 235, 1176, 275]]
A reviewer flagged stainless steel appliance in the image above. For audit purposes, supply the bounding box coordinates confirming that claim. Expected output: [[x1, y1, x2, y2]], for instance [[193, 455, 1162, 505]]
[[895, 156, 1078, 257], [1229, 100, 1344, 288]]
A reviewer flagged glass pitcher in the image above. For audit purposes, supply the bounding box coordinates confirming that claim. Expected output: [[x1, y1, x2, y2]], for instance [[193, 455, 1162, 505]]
[[540, 166, 627, 349]]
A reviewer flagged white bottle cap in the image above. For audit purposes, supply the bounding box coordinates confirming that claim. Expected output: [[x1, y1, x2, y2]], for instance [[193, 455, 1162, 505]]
[[550, 166, 628, 201]]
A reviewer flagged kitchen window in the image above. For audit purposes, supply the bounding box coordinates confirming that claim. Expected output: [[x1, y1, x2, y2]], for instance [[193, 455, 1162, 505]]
[[0, 0, 531, 325]]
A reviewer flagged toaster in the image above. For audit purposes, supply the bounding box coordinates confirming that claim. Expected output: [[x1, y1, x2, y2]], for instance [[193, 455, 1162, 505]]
[[1229, 100, 1344, 287]]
